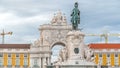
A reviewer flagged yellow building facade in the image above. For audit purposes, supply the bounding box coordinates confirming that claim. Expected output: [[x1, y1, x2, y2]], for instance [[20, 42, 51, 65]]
[[94, 53, 119, 66], [2, 53, 30, 67], [89, 43, 120, 67], [0, 44, 30, 68]]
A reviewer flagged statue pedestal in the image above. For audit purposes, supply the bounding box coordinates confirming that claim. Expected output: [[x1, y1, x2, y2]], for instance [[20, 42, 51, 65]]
[[50, 30, 96, 68], [62, 59, 95, 65], [63, 30, 95, 66], [66, 30, 85, 60], [46, 2, 97, 68], [52, 59, 96, 68], [50, 30, 97, 68]]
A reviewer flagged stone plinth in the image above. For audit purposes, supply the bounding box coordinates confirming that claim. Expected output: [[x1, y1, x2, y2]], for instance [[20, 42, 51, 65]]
[[52, 30, 96, 68], [66, 30, 85, 60]]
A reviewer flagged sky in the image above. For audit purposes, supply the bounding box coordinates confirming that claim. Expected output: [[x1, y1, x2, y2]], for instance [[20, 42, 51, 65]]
[[0, 0, 120, 44]]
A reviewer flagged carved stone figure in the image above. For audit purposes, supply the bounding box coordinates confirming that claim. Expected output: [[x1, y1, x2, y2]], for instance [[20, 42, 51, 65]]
[[85, 48, 93, 61], [59, 47, 68, 62], [51, 11, 67, 25], [54, 56, 62, 65], [71, 2, 80, 30], [34, 39, 41, 46]]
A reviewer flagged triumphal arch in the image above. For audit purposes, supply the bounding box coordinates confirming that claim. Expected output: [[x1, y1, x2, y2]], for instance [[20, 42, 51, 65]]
[[32, 11, 72, 68]]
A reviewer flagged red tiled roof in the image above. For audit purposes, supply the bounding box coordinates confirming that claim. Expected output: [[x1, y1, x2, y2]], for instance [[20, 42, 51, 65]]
[[89, 43, 120, 49], [0, 44, 30, 49]]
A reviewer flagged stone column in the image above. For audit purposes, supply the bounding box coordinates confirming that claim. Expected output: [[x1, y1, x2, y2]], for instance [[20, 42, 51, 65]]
[[30, 58, 33, 68], [43, 57, 47, 68], [39, 57, 41, 68], [46, 57, 48, 65], [41, 57, 43, 68], [48, 57, 51, 65]]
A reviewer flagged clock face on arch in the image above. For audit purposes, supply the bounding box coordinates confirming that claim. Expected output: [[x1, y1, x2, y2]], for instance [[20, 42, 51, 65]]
[[74, 48, 79, 54]]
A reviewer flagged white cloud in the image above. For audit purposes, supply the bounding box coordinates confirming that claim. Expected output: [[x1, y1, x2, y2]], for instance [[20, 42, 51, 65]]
[[0, 12, 51, 26]]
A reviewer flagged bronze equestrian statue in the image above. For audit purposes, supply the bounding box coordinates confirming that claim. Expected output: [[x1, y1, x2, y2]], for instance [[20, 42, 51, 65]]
[[71, 2, 80, 30]]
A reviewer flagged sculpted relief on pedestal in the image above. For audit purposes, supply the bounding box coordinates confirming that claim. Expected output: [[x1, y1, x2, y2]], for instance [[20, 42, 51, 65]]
[[85, 48, 94, 62]]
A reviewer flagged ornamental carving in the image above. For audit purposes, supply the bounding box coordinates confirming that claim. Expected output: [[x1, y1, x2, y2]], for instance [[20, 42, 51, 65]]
[[51, 11, 67, 25]]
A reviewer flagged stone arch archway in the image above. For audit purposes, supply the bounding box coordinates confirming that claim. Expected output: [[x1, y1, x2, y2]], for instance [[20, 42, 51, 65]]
[[50, 41, 67, 49], [38, 23, 72, 67], [33, 12, 72, 68], [51, 41, 66, 63]]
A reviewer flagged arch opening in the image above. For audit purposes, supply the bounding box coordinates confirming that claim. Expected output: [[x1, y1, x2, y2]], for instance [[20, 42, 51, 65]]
[[51, 42, 65, 63], [51, 42, 65, 49]]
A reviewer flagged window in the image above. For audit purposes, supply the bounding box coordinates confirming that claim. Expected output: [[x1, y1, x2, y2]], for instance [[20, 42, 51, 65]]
[[0, 54, 3, 66], [16, 59, 19, 65], [0, 54, 3, 57], [24, 54, 27, 57], [115, 54, 118, 57], [91, 54, 94, 57], [107, 54, 110, 57], [0, 59, 2, 66], [34, 58, 38, 66], [16, 54, 19, 57], [8, 54, 11, 57], [8, 59, 11, 65], [24, 59, 27, 65], [99, 54, 102, 57], [115, 58, 118, 65]]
